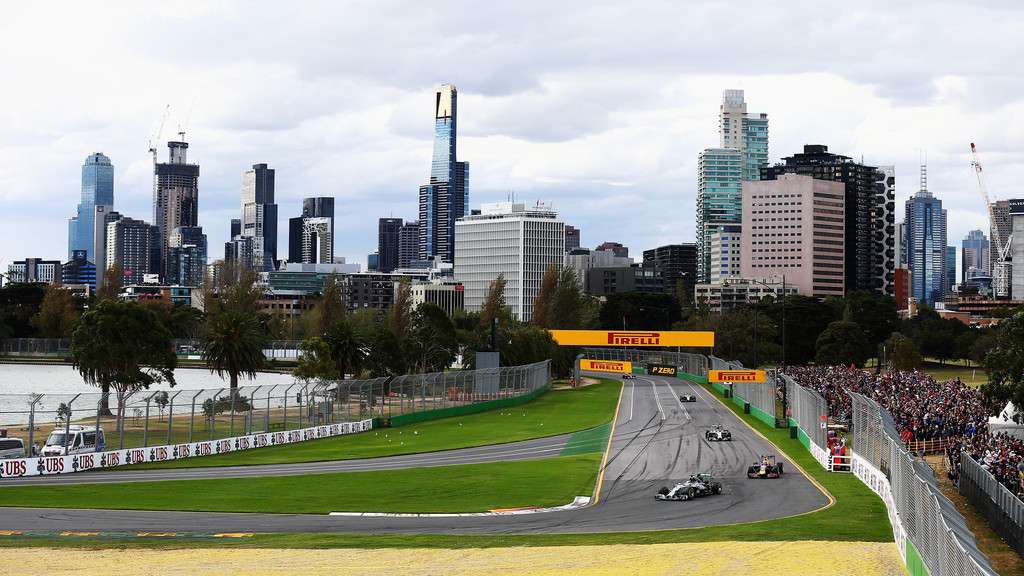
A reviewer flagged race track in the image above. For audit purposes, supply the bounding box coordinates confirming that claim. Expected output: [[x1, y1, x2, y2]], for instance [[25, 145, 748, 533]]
[[0, 375, 832, 534]]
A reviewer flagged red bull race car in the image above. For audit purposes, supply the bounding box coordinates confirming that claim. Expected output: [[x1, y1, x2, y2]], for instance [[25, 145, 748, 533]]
[[747, 454, 784, 478]]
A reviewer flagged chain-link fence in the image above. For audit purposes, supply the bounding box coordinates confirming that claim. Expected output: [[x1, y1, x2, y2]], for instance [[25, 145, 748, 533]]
[[848, 391, 996, 576], [956, 449, 1024, 560], [784, 372, 828, 450], [0, 361, 552, 456]]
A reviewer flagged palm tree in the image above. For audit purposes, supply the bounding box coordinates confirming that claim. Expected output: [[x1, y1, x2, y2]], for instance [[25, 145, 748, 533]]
[[201, 310, 267, 393], [324, 318, 367, 379]]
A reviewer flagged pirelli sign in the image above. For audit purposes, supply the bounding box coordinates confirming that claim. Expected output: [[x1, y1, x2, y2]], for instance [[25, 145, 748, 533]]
[[708, 370, 766, 383], [580, 359, 633, 373], [549, 330, 715, 347]]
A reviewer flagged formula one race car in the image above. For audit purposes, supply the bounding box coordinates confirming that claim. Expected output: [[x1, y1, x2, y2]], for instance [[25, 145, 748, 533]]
[[622, 373, 636, 379], [655, 473, 723, 501], [747, 454, 784, 479], [679, 393, 697, 402], [705, 424, 731, 441]]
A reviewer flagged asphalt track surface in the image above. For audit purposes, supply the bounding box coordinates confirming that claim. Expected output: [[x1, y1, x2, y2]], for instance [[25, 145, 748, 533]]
[[1, 375, 833, 534]]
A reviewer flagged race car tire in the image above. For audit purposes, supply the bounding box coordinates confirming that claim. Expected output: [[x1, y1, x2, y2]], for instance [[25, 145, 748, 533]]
[[658, 486, 669, 496], [712, 482, 722, 494], [778, 462, 784, 475], [686, 487, 695, 500]]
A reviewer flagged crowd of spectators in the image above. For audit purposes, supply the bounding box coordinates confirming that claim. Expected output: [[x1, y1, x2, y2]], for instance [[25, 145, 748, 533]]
[[782, 365, 1023, 499]]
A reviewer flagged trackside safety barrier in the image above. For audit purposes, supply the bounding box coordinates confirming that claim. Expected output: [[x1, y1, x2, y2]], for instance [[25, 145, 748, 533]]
[[708, 361, 995, 576], [956, 449, 1024, 560], [0, 419, 372, 479]]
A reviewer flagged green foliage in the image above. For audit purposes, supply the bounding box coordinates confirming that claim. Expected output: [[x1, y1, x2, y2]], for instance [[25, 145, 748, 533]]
[[479, 274, 508, 327], [549, 266, 589, 329], [883, 332, 922, 372], [408, 302, 458, 373], [0, 281, 47, 337], [598, 291, 682, 331], [94, 264, 123, 304], [70, 299, 177, 430], [55, 402, 71, 425], [202, 259, 263, 317], [293, 337, 340, 382], [200, 309, 267, 391], [30, 280, 78, 338], [983, 311, 1024, 421], [365, 325, 407, 378], [388, 277, 413, 340], [324, 318, 368, 378], [815, 320, 871, 367], [313, 274, 346, 336], [143, 300, 205, 339], [530, 263, 559, 328]]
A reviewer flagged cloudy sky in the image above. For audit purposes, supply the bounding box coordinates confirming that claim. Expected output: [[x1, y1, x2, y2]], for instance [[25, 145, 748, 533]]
[[2, 1, 1023, 278]]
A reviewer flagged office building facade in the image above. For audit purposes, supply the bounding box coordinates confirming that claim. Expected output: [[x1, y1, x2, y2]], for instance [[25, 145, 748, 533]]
[[239, 163, 278, 271], [904, 165, 948, 306], [106, 215, 159, 287], [454, 202, 564, 322], [418, 84, 469, 264], [288, 197, 334, 264], [740, 173, 846, 298], [167, 226, 208, 286], [696, 90, 769, 283], [153, 141, 199, 280], [762, 144, 895, 296], [643, 243, 697, 295], [377, 218, 403, 273], [68, 152, 114, 262], [962, 229, 990, 284]]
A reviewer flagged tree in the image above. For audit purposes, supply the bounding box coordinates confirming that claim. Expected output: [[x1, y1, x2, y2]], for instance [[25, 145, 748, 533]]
[[983, 312, 1024, 421], [530, 263, 560, 328], [884, 332, 922, 372], [365, 325, 407, 377], [70, 300, 177, 431], [549, 266, 588, 329], [815, 320, 871, 367], [0, 282, 47, 337], [388, 277, 413, 339], [324, 318, 368, 378], [202, 259, 263, 317], [154, 391, 169, 422], [94, 264, 123, 304], [292, 337, 341, 383], [30, 279, 79, 338], [200, 309, 267, 394], [408, 303, 458, 373], [313, 274, 346, 336], [144, 300, 204, 339], [479, 274, 507, 327]]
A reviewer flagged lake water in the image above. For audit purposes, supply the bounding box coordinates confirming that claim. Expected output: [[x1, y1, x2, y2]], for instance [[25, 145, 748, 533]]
[[0, 364, 300, 427]]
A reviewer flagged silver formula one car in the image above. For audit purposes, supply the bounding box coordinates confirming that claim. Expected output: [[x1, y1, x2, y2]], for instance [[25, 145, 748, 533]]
[[655, 473, 723, 501], [705, 423, 732, 441], [679, 393, 697, 402]]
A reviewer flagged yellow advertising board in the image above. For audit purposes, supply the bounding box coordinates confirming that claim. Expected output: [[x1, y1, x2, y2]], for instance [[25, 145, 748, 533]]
[[708, 370, 766, 383], [580, 359, 633, 373], [549, 330, 715, 347]]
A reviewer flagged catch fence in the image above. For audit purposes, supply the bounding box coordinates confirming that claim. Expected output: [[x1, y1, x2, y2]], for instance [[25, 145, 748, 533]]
[[847, 391, 995, 576], [956, 447, 1024, 560], [0, 361, 551, 456], [581, 348, 707, 381]]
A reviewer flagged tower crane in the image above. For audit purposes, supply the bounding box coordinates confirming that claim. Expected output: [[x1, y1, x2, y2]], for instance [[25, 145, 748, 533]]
[[970, 142, 1012, 299]]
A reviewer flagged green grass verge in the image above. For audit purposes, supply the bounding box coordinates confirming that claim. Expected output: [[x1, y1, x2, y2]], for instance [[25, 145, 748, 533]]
[[0, 376, 897, 548], [117, 378, 623, 469], [0, 455, 602, 514]]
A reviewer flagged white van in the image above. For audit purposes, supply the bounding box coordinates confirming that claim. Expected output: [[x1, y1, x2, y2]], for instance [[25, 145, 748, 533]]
[[41, 426, 105, 457], [0, 437, 26, 459]]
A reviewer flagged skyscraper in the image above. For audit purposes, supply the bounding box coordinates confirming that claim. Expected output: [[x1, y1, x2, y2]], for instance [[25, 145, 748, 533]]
[[154, 141, 199, 280], [398, 221, 420, 269], [239, 163, 278, 271], [904, 164, 947, 306], [68, 153, 114, 262], [762, 145, 895, 296], [696, 90, 769, 283], [167, 226, 208, 286], [377, 217, 403, 273], [287, 197, 334, 264], [106, 214, 159, 287], [418, 84, 469, 264], [962, 229, 990, 283]]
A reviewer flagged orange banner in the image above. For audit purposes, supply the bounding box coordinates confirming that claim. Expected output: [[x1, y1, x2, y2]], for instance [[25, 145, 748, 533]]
[[580, 359, 633, 373], [549, 330, 714, 347], [708, 370, 766, 383]]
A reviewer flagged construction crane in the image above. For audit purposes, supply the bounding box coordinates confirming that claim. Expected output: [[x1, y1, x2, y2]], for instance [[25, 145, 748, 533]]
[[970, 142, 1012, 298], [148, 105, 170, 215]]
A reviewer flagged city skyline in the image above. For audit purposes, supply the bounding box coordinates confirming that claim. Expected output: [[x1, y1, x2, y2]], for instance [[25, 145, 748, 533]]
[[2, 2, 1024, 276]]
